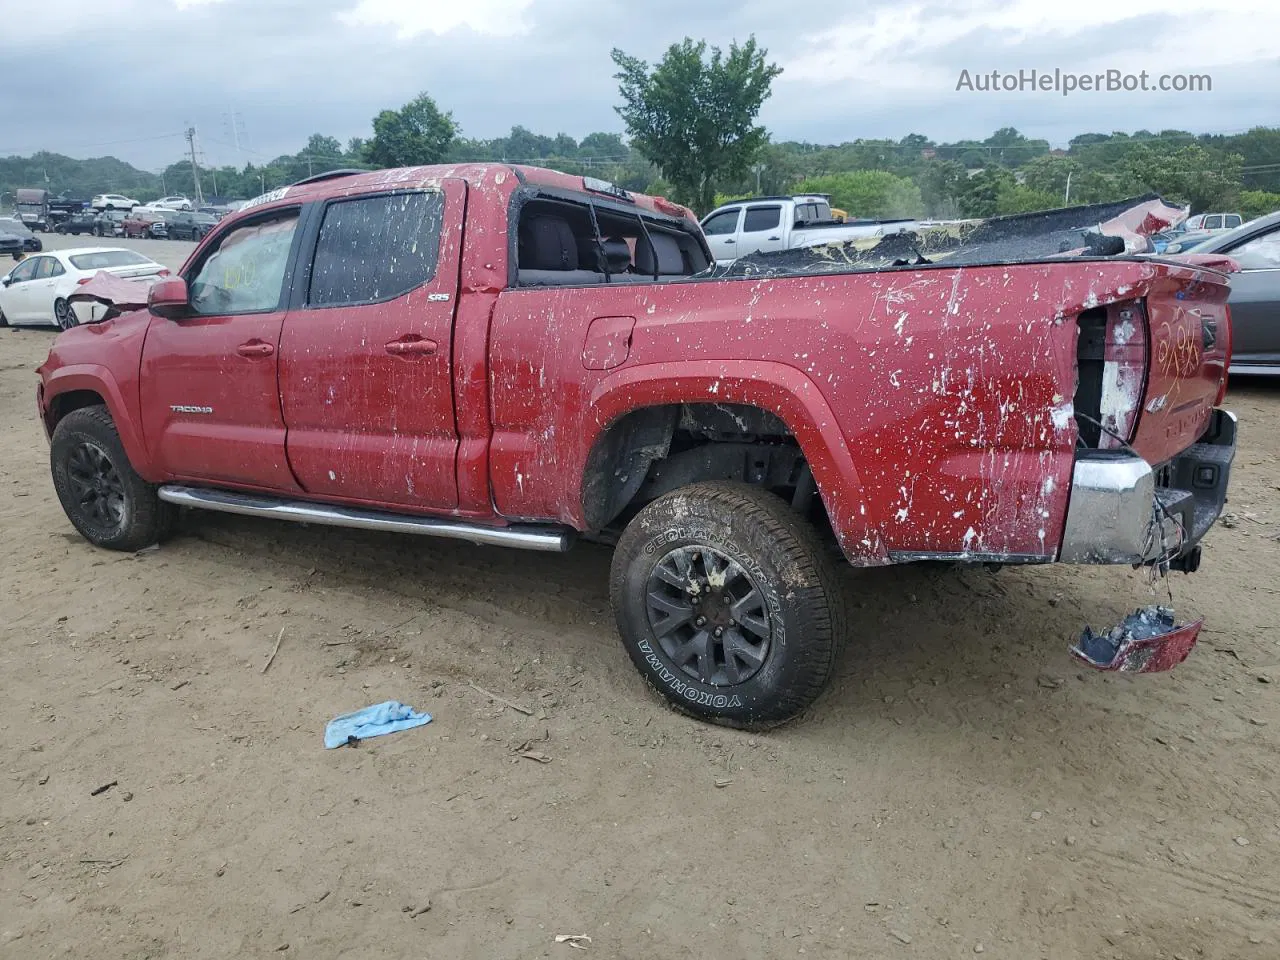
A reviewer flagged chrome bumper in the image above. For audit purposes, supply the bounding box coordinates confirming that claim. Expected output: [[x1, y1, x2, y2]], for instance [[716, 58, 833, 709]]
[[1060, 409, 1236, 566]]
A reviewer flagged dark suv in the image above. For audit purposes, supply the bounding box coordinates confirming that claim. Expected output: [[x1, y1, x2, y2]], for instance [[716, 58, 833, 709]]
[[167, 211, 218, 242], [56, 209, 101, 235]]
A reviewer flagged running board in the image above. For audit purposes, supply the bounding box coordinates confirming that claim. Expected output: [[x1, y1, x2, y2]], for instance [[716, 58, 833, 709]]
[[157, 485, 573, 552]]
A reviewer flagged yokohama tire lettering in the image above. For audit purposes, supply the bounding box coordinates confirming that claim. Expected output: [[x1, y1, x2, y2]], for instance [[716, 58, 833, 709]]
[[638, 639, 743, 709]]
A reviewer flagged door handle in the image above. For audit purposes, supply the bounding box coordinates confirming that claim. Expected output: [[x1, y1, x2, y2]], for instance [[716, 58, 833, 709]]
[[236, 340, 274, 358], [723, 239, 735, 244], [767, 235, 780, 240], [385, 337, 438, 356]]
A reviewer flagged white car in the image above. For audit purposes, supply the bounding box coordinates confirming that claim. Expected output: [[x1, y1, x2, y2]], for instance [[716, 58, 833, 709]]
[[152, 196, 194, 211], [0, 248, 169, 329], [90, 193, 140, 211]]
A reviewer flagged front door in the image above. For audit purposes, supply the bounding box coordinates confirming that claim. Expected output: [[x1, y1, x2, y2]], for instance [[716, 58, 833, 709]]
[[139, 208, 304, 491], [1223, 225, 1280, 361], [278, 182, 463, 510], [0, 256, 43, 322], [702, 207, 742, 262], [736, 203, 787, 257]]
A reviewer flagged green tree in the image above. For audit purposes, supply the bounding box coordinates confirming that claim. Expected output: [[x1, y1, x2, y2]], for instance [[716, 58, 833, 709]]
[[1238, 189, 1280, 219], [959, 168, 1015, 217], [795, 170, 922, 218], [612, 36, 782, 214], [1020, 155, 1080, 201], [917, 160, 967, 217], [1122, 143, 1241, 212], [365, 92, 457, 169], [994, 183, 1061, 214]]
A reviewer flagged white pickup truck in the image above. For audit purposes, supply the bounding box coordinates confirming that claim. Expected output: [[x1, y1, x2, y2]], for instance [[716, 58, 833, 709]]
[[700, 194, 919, 264]]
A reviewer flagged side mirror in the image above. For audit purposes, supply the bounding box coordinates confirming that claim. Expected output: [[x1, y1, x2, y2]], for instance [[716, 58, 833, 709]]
[[148, 277, 190, 319], [1, 276, 10, 285]]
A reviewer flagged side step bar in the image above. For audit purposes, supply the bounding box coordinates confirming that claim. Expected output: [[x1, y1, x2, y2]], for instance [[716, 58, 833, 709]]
[[157, 485, 573, 553]]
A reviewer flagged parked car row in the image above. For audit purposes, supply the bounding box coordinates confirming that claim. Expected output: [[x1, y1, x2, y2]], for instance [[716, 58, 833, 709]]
[[88, 193, 193, 211], [53, 206, 218, 241]]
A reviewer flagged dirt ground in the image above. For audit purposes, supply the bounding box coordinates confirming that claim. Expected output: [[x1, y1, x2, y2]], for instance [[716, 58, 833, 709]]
[[1, 308, 1278, 958]]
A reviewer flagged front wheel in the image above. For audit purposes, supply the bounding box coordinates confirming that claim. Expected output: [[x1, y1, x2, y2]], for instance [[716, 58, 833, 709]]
[[50, 406, 175, 551], [610, 482, 848, 727]]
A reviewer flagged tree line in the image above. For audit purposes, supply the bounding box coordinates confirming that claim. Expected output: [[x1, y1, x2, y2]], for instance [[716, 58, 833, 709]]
[[4, 36, 1279, 221]]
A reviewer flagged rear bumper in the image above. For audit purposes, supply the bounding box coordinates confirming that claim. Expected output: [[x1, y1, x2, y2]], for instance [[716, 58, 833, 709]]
[[1059, 409, 1236, 567]]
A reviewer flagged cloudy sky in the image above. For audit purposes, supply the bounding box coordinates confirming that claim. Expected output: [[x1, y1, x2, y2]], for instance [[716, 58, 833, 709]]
[[1, 0, 1276, 170]]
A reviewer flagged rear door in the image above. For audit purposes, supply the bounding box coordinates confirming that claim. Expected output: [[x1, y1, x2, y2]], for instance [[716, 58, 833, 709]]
[[702, 207, 742, 262], [736, 203, 787, 257], [278, 183, 463, 510], [139, 207, 304, 490]]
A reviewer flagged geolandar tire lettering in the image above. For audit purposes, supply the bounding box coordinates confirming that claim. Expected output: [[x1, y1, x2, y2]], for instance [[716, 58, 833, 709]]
[[609, 481, 849, 727]]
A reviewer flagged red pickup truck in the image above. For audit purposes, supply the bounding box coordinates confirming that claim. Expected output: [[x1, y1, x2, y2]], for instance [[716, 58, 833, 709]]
[[37, 165, 1236, 725]]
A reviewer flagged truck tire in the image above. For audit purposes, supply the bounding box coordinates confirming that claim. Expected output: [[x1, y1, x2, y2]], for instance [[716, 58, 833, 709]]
[[610, 481, 848, 727], [50, 406, 175, 551]]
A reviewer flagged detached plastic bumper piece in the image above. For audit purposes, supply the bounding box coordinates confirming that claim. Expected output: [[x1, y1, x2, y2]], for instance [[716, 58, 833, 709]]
[[1071, 605, 1203, 673]]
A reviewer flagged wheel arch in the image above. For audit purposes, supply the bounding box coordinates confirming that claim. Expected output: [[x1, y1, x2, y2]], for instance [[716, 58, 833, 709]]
[[580, 360, 889, 565], [42, 368, 155, 480]]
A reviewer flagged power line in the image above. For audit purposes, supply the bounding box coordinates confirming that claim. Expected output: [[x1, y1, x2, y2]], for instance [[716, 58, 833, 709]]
[[0, 132, 185, 155]]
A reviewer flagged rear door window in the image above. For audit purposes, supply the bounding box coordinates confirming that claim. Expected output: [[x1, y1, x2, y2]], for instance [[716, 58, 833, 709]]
[[742, 205, 782, 233], [308, 192, 445, 306], [35, 257, 64, 279]]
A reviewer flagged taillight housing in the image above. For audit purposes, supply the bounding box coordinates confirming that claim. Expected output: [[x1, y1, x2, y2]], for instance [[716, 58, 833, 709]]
[[157, 269, 171, 277], [1097, 300, 1149, 449], [1211, 304, 1231, 406], [1074, 300, 1149, 450], [76, 277, 93, 285]]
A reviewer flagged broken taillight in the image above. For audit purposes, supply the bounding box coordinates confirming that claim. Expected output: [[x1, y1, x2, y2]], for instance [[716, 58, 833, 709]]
[[1097, 300, 1149, 449], [1211, 303, 1231, 406]]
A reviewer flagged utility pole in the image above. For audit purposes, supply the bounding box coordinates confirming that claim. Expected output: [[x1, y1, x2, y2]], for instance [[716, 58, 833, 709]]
[[1064, 170, 1072, 205], [185, 126, 204, 205], [750, 163, 766, 194]]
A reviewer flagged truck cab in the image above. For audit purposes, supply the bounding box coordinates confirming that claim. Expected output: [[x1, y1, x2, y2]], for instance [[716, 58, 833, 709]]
[[14, 188, 51, 231]]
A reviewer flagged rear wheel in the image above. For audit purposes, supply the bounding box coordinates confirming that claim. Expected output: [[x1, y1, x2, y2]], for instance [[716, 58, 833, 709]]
[[610, 482, 848, 727], [50, 406, 174, 551], [54, 298, 76, 330]]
